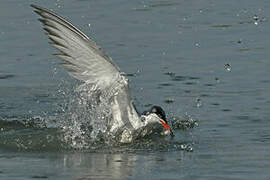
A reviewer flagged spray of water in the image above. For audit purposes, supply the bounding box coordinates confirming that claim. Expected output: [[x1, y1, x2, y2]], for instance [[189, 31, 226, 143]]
[[56, 83, 117, 149]]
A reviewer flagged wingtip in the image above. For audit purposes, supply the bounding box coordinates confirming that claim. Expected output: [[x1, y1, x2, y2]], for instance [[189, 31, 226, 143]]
[[30, 4, 42, 10], [31, 4, 43, 16], [30, 4, 39, 10], [30, 4, 49, 14]]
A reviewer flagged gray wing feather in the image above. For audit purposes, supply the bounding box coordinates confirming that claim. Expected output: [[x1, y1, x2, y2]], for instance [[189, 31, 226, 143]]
[[31, 4, 121, 89]]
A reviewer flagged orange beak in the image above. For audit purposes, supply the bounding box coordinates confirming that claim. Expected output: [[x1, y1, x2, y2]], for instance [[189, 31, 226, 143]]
[[160, 120, 174, 137], [160, 120, 171, 130]]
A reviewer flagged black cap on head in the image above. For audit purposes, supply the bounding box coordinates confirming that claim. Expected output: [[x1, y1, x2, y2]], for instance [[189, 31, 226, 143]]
[[142, 105, 174, 137], [150, 106, 167, 122]]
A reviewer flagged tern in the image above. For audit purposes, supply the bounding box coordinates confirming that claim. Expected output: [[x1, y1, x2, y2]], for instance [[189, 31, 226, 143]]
[[31, 4, 174, 143]]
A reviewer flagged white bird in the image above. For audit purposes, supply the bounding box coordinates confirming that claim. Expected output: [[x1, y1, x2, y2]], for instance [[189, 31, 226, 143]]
[[31, 4, 173, 143]]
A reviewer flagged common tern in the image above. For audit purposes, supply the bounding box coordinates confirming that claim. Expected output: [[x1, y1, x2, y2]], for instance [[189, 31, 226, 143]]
[[31, 4, 174, 143]]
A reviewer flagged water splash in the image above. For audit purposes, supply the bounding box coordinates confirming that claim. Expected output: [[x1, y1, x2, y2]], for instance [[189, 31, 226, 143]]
[[57, 85, 113, 149], [180, 143, 193, 152], [252, 14, 266, 26], [0, 79, 198, 151], [171, 113, 198, 130], [0, 117, 195, 152]]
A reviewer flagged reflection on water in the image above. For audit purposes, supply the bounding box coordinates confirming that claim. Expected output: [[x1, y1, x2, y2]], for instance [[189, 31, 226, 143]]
[[0, 152, 136, 179], [60, 153, 136, 179], [0, 150, 193, 180]]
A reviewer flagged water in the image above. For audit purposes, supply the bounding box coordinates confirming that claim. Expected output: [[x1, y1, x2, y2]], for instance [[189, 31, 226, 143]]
[[1, 0, 270, 179]]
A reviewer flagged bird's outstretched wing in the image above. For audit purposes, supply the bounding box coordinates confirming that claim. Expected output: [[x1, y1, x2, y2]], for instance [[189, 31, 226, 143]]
[[31, 4, 122, 89]]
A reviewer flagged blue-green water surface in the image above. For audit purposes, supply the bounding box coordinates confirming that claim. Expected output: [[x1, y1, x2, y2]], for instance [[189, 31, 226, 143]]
[[1, 0, 270, 179]]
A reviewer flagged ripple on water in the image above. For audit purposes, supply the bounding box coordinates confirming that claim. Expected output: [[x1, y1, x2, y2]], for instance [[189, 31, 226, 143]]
[[210, 24, 233, 28], [204, 83, 215, 87], [31, 175, 48, 179], [221, 109, 232, 112], [150, 2, 179, 8], [164, 98, 175, 104], [133, 1, 179, 11], [184, 82, 197, 85], [169, 75, 200, 82], [158, 82, 173, 87], [235, 115, 250, 120], [0, 73, 16, 79]]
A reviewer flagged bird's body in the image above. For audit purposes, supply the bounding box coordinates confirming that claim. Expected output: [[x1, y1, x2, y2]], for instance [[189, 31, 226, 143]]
[[31, 4, 173, 143]]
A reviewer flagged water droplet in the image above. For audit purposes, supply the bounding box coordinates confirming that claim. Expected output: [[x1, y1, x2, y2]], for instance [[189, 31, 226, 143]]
[[237, 39, 242, 44], [72, 141, 77, 146], [253, 14, 259, 25], [196, 98, 202, 108], [180, 144, 187, 149], [187, 147, 193, 152], [224, 63, 231, 71], [215, 77, 220, 83], [253, 14, 259, 21], [55, 3, 61, 8]]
